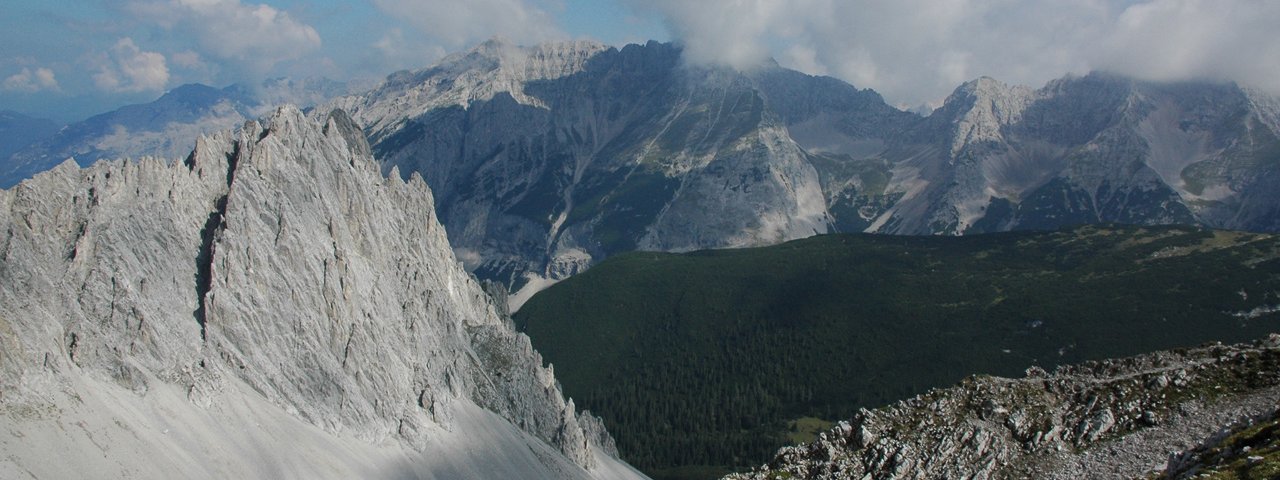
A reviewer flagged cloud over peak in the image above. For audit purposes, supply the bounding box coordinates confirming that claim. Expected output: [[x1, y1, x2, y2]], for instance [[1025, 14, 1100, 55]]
[[372, 0, 563, 49], [638, 0, 1280, 107], [1095, 0, 1280, 89], [637, 0, 788, 71], [93, 38, 169, 93], [130, 0, 321, 75], [3, 67, 59, 93]]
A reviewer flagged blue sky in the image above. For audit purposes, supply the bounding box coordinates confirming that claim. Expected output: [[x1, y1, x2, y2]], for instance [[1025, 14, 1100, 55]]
[[0, 0, 667, 121], [3, 0, 1278, 123]]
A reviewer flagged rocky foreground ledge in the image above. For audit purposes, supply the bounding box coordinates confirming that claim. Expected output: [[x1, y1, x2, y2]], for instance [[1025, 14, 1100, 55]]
[[727, 335, 1280, 480]]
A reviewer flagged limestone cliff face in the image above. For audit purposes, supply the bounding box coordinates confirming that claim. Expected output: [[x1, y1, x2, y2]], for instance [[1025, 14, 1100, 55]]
[[332, 40, 1280, 307], [331, 40, 833, 306], [868, 73, 1280, 235], [0, 105, 637, 479]]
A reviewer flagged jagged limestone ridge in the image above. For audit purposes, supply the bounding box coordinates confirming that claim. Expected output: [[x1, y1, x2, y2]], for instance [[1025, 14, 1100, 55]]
[[0, 105, 620, 472], [331, 37, 611, 139]]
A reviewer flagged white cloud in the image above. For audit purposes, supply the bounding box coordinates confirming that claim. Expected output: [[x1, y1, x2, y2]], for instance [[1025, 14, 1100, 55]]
[[369, 27, 448, 71], [167, 49, 221, 85], [130, 0, 321, 74], [636, 0, 791, 70], [170, 50, 204, 69], [3, 67, 59, 92], [374, 28, 405, 58], [636, 0, 1280, 106], [371, 0, 563, 49], [93, 38, 170, 93], [780, 45, 827, 77], [1095, 0, 1280, 92]]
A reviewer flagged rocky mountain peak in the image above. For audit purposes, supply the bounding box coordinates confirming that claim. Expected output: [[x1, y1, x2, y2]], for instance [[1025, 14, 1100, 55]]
[[957, 76, 1009, 95], [454, 36, 607, 71], [0, 104, 637, 478], [330, 39, 835, 308], [941, 76, 1038, 156], [339, 38, 610, 136], [1243, 85, 1280, 136]]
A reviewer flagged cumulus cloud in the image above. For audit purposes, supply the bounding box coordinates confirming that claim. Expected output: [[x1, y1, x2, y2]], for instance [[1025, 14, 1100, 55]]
[[637, 0, 792, 70], [371, 0, 563, 49], [373, 27, 447, 66], [129, 0, 321, 74], [636, 0, 1280, 107], [93, 38, 170, 93], [2, 67, 59, 92], [169, 50, 204, 69], [1095, 0, 1280, 92]]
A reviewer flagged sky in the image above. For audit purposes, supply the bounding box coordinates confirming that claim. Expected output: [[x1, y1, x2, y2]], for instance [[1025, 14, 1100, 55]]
[[2, 0, 1278, 122]]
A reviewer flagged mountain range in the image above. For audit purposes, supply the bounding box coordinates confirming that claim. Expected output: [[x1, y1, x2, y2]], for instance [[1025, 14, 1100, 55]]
[[6, 40, 1277, 309], [0, 110, 59, 164], [325, 39, 1280, 308], [0, 77, 360, 189], [3, 37, 1280, 480]]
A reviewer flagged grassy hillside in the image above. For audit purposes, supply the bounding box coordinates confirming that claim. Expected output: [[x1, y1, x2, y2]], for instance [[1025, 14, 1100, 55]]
[[514, 225, 1280, 479], [1158, 407, 1280, 479]]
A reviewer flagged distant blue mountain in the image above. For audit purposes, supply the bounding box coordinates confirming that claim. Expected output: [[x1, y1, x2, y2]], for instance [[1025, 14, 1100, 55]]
[[2, 77, 353, 189], [0, 110, 59, 166]]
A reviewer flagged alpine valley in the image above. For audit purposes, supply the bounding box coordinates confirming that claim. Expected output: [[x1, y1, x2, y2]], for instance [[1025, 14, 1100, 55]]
[[2, 36, 1279, 480], [516, 225, 1280, 478]]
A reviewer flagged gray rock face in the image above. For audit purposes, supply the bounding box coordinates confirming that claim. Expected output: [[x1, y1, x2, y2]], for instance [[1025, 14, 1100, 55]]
[[868, 73, 1280, 235], [0, 105, 638, 479], [7, 42, 1276, 308], [727, 337, 1280, 480], [331, 39, 833, 307], [331, 40, 1280, 307]]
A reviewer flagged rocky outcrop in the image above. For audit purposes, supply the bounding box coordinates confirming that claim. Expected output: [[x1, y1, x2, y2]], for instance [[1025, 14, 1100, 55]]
[[0, 105, 639, 479], [726, 335, 1280, 480], [1158, 405, 1280, 479]]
